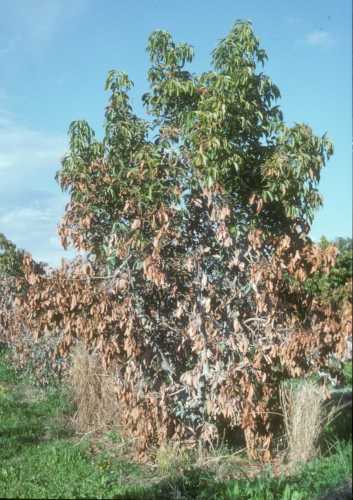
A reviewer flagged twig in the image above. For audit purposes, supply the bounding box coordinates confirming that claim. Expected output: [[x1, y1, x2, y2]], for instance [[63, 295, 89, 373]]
[[73, 429, 98, 445]]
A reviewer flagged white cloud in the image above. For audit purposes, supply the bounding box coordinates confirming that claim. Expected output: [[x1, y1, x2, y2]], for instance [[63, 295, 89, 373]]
[[0, 206, 56, 225], [0, 112, 76, 267], [0, 113, 66, 172], [304, 31, 335, 47], [0, 195, 76, 268]]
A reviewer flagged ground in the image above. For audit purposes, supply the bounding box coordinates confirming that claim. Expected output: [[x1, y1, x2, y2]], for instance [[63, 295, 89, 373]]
[[0, 350, 351, 499]]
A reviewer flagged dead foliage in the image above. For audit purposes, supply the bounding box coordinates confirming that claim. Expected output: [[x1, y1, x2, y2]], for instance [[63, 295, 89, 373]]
[[1, 201, 350, 462]]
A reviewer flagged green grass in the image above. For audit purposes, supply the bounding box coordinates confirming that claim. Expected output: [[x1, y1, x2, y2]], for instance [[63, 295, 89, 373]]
[[0, 350, 145, 499], [110, 441, 352, 499], [0, 349, 351, 499], [343, 361, 352, 387], [201, 442, 352, 499]]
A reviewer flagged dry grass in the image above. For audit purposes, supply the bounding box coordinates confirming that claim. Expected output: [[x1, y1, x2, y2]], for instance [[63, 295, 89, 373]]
[[67, 344, 120, 434], [280, 380, 337, 467], [152, 439, 250, 482], [154, 443, 193, 476]]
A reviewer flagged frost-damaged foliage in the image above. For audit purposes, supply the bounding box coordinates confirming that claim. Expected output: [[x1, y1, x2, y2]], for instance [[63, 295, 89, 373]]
[[0, 233, 46, 368], [0, 234, 24, 341], [1, 21, 351, 460]]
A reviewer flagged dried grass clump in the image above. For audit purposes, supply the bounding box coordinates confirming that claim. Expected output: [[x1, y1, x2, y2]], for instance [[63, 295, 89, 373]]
[[67, 344, 119, 434], [280, 380, 333, 466]]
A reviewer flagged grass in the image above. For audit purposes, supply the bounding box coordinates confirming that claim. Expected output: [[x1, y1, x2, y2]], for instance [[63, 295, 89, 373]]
[[202, 442, 352, 499], [67, 344, 120, 434], [0, 350, 145, 499], [280, 380, 328, 466], [343, 361, 352, 387], [0, 348, 351, 499]]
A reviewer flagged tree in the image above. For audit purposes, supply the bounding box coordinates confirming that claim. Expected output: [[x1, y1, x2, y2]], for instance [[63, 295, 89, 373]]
[[17, 21, 346, 459], [0, 234, 45, 345], [0, 234, 24, 349], [0, 233, 25, 279], [305, 236, 352, 306]]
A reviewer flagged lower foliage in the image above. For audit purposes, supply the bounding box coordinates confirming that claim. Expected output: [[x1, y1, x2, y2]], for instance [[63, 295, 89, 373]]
[[0, 238, 351, 461]]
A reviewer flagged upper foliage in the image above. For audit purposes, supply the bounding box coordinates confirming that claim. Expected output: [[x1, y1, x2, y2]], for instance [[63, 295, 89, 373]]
[[56, 20, 333, 269]]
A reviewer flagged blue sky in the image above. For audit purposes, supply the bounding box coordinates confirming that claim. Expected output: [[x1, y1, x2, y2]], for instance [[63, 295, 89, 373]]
[[0, 0, 351, 266]]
